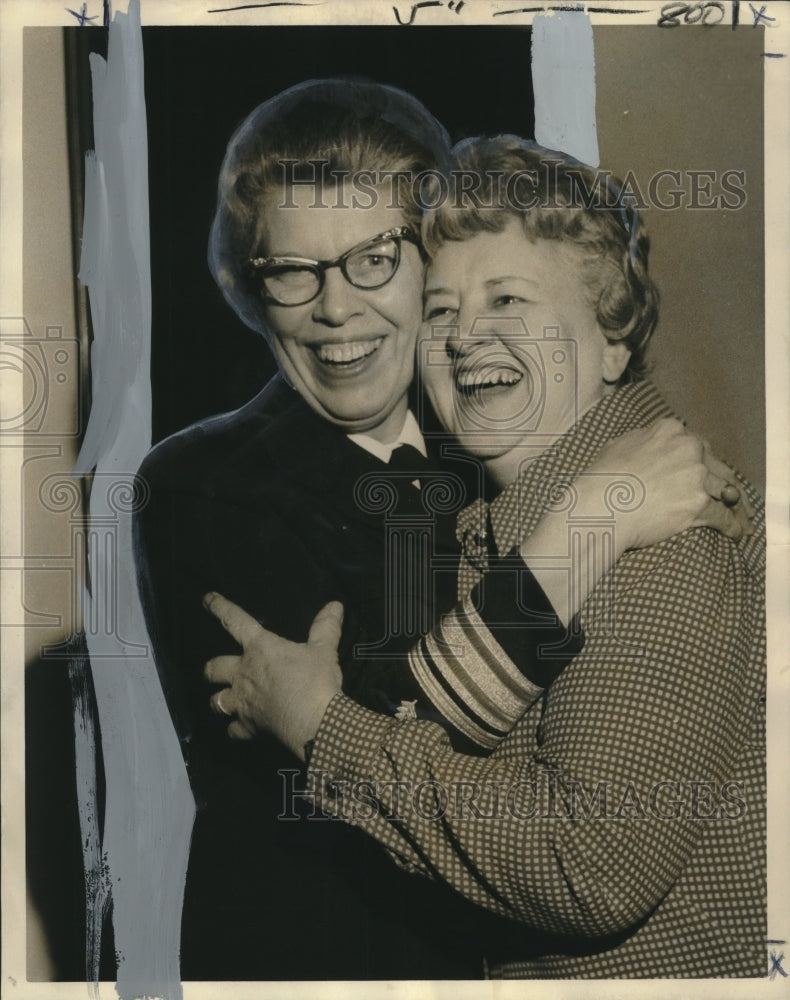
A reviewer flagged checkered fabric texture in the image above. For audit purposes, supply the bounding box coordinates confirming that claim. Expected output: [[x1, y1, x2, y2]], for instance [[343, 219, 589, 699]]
[[309, 382, 766, 978]]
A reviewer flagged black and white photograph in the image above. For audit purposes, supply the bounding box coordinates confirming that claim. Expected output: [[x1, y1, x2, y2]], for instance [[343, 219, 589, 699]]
[[1, 1, 788, 997]]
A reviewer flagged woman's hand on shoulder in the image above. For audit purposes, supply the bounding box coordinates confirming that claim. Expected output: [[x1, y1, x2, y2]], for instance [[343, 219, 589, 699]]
[[583, 418, 752, 553]]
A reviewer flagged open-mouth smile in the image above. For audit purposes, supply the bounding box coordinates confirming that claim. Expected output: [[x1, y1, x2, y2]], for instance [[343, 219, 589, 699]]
[[455, 363, 524, 395], [313, 337, 384, 367]]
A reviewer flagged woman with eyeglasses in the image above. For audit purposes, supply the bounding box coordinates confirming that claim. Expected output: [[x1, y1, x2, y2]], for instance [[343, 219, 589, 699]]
[[134, 80, 749, 980]]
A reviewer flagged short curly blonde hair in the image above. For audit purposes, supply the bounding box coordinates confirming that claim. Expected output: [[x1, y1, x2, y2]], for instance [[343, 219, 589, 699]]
[[423, 136, 659, 383]]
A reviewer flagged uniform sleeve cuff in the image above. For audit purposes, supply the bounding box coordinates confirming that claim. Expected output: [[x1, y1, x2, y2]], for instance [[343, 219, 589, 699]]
[[471, 548, 585, 686], [406, 550, 585, 750]]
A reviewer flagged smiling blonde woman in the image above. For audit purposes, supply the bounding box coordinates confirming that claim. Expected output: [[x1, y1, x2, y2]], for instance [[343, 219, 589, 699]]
[[201, 136, 766, 979]]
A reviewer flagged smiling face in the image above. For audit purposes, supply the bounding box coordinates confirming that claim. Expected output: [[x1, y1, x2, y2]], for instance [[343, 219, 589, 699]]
[[419, 221, 630, 485], [258, 186, 424, 442]]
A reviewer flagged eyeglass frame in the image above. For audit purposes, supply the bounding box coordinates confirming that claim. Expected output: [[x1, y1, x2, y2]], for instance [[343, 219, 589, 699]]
[[243, 226, 423, 307]]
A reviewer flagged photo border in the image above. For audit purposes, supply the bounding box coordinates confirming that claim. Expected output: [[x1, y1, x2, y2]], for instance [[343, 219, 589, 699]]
[[2, 2, 788, 998]]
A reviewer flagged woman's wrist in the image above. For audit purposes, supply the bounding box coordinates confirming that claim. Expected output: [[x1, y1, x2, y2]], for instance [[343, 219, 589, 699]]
[[520, 491, 622, 625], [572, 474, 635, 557], [288, 688, 340, 761]]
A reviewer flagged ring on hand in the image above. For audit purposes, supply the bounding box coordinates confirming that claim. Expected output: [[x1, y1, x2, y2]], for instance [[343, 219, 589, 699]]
[[720, 484, 740, 507], [215, 689, 233, 718]]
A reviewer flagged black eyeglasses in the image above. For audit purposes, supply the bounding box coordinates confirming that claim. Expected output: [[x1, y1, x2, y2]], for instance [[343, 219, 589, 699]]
[[244, 226, 421, 307]]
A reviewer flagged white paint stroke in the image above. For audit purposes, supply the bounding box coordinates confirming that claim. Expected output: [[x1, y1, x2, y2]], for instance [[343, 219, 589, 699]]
[[74, 2, 195, 998], [532, 11, 600, 167]]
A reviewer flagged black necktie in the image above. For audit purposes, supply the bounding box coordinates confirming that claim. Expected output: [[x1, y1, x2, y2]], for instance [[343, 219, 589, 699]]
[[387, 444, 462, 606], [387, 443, 431, 481]]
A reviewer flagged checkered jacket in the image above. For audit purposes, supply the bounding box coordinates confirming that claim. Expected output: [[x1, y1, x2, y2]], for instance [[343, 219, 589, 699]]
[[308, 381, 766, 978]]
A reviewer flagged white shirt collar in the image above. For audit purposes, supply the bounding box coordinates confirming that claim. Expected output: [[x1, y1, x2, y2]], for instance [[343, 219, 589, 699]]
[[347, 410, 427, 463]]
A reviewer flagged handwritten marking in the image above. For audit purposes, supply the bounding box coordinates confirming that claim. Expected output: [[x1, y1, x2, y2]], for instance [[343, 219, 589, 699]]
[[762, 51, 786, 56], [732, 0, 739, 27], [749, 2, 775, 26], [493, 5, 546, 14], [494, 2, 653, 12], [767, 941, 788, 979], [66, 2, 100, 24], [393, 1, 443, 25], [659, 1, 725, 26], [207, 0, 322, 10]]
